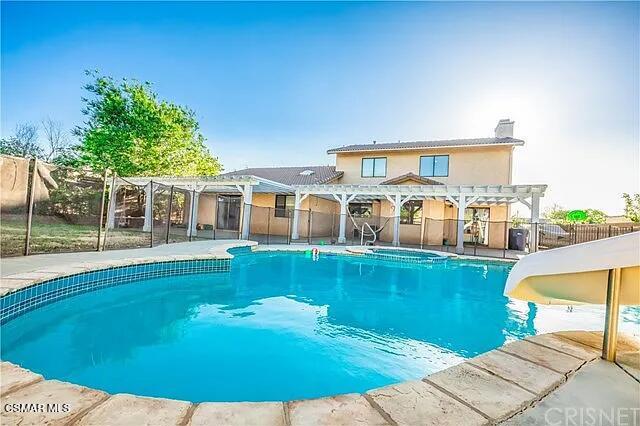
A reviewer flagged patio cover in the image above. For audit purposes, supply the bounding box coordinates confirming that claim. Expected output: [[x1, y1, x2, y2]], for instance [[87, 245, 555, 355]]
[[109, 175, 292, 239], [291, 183, 547, 252]]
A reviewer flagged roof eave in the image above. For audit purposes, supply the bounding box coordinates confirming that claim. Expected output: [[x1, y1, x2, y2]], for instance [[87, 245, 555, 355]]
[[327, 140, 525, 154]]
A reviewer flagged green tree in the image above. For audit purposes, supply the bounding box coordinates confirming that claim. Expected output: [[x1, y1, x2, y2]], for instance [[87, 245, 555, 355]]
[[622, 193, 640, 222], [74, 71, 222, 176], [543, 204, 606, 224]]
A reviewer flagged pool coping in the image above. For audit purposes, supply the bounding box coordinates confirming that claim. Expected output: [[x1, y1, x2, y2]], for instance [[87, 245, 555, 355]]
[[1, 244, 637, 425]]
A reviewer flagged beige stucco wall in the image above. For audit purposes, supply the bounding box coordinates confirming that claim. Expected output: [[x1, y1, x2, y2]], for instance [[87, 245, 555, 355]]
[[191, 190, 510, 248], [375, 199, 509, 248], [249, 193, 338, 237], [334, 146, 514, 185], [197, 194, 216, 228], [1, 156, 61, 212]]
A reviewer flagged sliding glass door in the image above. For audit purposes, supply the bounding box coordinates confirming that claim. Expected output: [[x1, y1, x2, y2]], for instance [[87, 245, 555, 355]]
[[216, 195, 241, 231]]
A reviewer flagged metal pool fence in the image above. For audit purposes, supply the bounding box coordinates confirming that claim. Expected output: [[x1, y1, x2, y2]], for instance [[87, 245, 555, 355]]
[[246, 205, 640, 259], [2, 155, 639, 259]]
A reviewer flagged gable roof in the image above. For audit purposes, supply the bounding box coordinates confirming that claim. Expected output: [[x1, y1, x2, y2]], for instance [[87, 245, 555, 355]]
[[220, 166, 343, 186], [380, 173, 443, 186], [327, 137, 524, 154]]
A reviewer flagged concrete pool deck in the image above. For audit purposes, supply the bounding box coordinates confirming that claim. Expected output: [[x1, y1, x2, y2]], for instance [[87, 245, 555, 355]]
[[1, 241, 638, 425], [1, 331, 638, 425]]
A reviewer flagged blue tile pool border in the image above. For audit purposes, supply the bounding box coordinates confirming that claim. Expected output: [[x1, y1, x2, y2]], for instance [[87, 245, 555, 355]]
[[0, 258, 230, 324]]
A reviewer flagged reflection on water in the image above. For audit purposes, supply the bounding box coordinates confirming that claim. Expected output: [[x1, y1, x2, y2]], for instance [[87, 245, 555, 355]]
[[1, 252, 638, 402]]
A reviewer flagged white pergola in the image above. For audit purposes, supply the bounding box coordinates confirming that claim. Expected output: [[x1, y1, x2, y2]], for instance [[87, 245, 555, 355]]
[[291, 184, 547, 253], [106, 175, 291, 239], [106, 175, 546, 253]]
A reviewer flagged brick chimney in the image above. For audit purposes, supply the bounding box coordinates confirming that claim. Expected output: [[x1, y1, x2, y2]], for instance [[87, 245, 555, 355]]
[[495, 119, 514, 138]]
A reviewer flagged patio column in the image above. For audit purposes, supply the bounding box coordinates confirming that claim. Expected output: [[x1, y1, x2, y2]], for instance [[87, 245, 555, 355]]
[[291, 191, 302, 240], [142, 182, 153, 232], [291, 191, 309, 241], [456, 194, 467, 254], [240, 184, 253, 240], [338, 193, 348, 244], [393, 193, 401, 247], [530, 192, 541, 252], [187, 190, 200, 238]]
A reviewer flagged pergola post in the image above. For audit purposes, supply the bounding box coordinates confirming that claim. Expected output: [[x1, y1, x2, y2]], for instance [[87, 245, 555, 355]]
[[106, 181, 120, 230], [333, 193, 356, 244], [456, 194, 467, 254], [142, 182, 153, 232], [187, 190, 200, 238], [530, 192, 541, 252], [393, 193, 401, 247], [240, 184, 253, 240], [291, 191, 308, 240], [338, 193, 348, 244]]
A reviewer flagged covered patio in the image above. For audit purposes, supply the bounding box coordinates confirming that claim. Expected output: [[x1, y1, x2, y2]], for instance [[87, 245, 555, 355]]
[[106, 175, 292, 240], [291, 183, 547, 254], [105, 175, 546, 255]]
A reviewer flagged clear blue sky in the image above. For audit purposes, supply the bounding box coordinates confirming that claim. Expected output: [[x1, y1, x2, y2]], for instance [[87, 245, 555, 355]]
[[2, 1, 638, 214]]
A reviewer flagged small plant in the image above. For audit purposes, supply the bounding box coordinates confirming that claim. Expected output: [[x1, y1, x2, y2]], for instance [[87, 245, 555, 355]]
[[511, 214, 526, 228]]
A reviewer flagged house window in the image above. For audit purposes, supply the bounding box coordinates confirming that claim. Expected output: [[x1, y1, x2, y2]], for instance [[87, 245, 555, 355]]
[[401, 200, 423, 225], [361, 157, 387, 177], [349, 203, 373, 218], [420, 155, 449, 177], [274, 195, 294, 218]]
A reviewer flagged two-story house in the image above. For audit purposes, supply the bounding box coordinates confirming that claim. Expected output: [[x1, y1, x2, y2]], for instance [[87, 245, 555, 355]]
[[115, 119, 546, 254]]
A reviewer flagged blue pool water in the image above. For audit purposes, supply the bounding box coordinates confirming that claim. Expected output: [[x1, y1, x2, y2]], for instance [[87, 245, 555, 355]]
[[1, 251, 638, 402]]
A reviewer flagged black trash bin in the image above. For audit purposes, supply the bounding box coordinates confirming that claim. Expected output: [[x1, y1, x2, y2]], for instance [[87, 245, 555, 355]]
[[508, 228, 529, 251]]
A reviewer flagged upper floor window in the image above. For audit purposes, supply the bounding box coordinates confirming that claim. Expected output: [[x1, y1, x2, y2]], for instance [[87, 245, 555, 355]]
[[274, 194, 294, 218], [362, 157, 387, 177], [420, 155, 449, 177]]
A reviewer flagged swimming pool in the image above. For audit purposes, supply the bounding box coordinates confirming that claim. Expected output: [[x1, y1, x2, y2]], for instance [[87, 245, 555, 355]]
[[1, 250, 638, 402]]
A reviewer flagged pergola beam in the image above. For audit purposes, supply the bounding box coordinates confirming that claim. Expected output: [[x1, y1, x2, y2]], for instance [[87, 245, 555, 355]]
[[292, 184, 547, 209]]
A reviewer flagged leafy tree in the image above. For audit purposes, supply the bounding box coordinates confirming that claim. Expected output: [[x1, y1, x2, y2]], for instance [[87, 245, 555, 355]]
[[74, 71, 222, 176], [622, 193, 640, 222], [543, 204, 606, 224], [0, 123, 44, 158]]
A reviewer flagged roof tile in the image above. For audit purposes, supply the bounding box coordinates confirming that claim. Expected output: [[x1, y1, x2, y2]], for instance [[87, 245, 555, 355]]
[[220, 166, 342, 186], [327, 137, 524, 154]]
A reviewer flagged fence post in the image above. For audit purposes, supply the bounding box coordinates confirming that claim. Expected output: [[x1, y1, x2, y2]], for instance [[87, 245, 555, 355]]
[[23, 158, 38, 256], [503, 220, 508, 258], [473, 221, 478, 256], [101, 173, 117, 251], [330, 212, 335, 243], [266, 207, 271, 245], [188, 189, 195, 242], [96, 168, 109, 251], [165, 185, 174, 244], [149, 180, 154, 248]]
